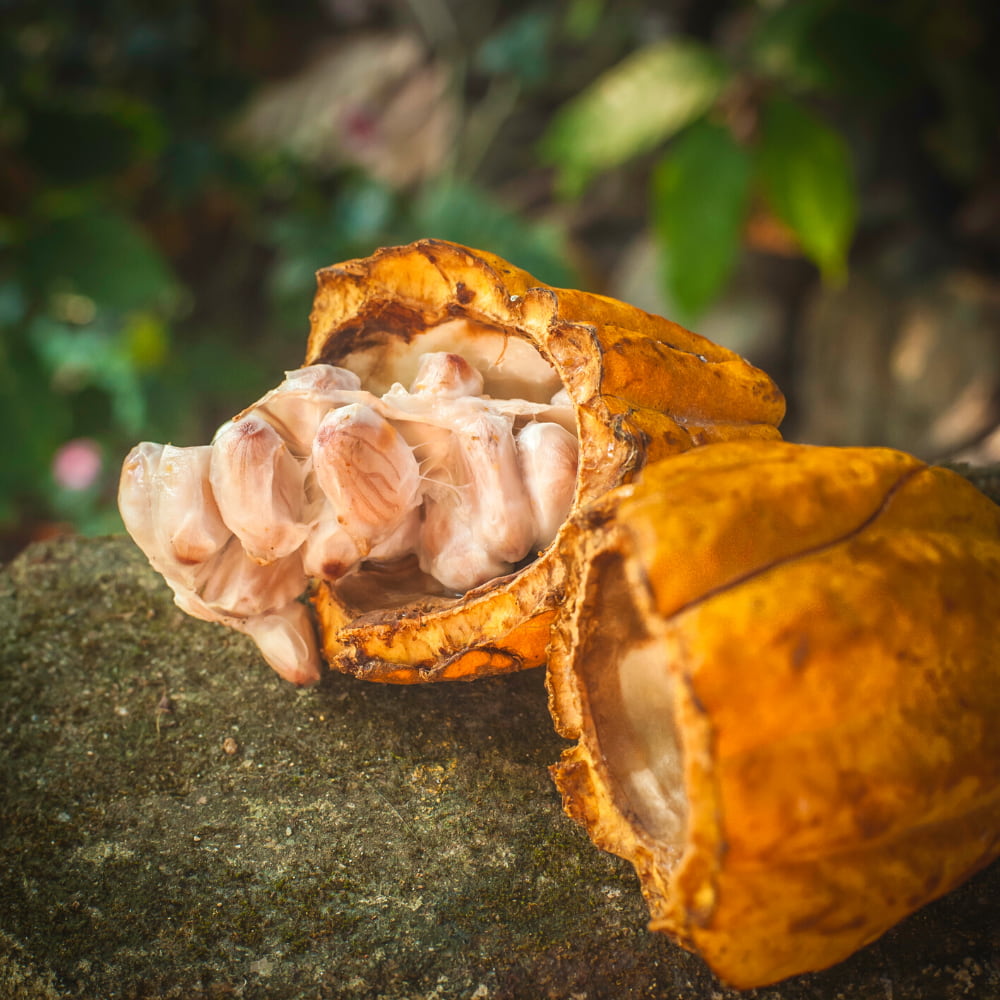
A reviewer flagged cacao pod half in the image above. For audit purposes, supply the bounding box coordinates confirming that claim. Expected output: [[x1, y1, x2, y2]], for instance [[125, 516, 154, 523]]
[[547, 439, 1000, 988], [305, 239, 784, 683]]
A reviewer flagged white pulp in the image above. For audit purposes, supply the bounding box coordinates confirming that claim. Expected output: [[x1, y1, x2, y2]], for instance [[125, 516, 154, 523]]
[[119, 350, 579, 684]]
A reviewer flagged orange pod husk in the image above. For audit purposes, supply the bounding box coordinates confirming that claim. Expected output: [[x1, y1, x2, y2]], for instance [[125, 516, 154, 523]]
[[547, 439, 1000, 988], [305, 239, 784, 683]]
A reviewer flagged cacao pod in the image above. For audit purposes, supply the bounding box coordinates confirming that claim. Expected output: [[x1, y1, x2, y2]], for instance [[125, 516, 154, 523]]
[[119, 239, 783, 686], [305, 239, 784, 682], [547, 439, 1000, 988]]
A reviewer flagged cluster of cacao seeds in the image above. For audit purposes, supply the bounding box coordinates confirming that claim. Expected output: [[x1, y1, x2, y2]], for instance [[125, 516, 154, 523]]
[[119, 352, 578, 685]]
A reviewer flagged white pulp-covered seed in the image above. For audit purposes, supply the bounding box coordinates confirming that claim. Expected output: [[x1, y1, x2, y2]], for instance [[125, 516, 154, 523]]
[[119, 442, 168, 572], [516, 421, 578, 548], [312, 403, 421, 551], [417, 411, 536, 591], [238, 602, 322, 686], [210, 414, 310, 564], [120, 442, 309, 667], [168, 588, 321, 686], [301, 512, 363, 580], [155, 445, 232, 567], [194, 540, 308, 620], [419, 488, 513, 593], [170, 586, 227, 625], [455, 411, 536, 565], [252, 364, 362, 456], [121, 438, 315, 684], [119, 442, 232, 593], [410, 352, 484, 398], [368, 506, 421, 562], [375, 391, 473, 475]]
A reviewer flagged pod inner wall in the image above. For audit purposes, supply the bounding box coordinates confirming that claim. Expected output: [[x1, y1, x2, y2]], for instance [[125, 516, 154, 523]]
[[577, 551, 688, 849]]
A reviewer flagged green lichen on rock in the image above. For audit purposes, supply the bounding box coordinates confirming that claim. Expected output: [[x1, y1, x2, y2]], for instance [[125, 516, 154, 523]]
[[1, 536, 998, 999]]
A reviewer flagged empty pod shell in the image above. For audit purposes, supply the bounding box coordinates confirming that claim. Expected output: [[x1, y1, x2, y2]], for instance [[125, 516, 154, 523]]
[[547, 440, 1000, 988]]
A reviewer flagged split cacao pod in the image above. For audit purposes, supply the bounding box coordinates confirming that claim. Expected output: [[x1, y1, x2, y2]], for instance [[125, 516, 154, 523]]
[[305, 239, 784, 682], [547, 439, 1000, 988]]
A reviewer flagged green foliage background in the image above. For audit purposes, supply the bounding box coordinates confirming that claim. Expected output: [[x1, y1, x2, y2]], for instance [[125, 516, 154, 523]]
[[1, 0, 996, 553]]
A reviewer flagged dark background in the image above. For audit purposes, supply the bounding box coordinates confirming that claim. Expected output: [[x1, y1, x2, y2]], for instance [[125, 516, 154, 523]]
[[2, 0, 999, 557]]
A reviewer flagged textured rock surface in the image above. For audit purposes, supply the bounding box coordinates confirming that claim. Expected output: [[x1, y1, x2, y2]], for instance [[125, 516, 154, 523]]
[[1, 535, 998, 1000]]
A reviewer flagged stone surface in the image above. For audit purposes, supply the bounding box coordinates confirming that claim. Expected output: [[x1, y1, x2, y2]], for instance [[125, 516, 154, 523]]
[[1, 536, 999, 1000]]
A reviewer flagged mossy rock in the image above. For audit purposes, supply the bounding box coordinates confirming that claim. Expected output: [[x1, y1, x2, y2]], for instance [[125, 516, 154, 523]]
[[1, 536, 998, 999]]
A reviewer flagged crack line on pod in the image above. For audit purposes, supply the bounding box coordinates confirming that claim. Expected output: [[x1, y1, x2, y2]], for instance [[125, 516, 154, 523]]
[[664, 466, 925, 622]]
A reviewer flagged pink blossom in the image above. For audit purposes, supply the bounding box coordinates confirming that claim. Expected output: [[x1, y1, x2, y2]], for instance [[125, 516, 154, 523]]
[[53, 439, 103, 491]]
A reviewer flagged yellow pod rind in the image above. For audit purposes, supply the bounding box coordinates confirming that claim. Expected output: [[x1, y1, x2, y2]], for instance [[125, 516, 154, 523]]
[[548, 440, 1000, 988], [305, 240, 784, 683]]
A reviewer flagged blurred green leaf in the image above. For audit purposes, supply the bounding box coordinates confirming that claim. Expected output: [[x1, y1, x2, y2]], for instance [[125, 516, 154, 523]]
[[110, 94, 168, 157], [124, 312, 170, 371], [22, 205, 178, 312], [652, 120, 751, 321], [477, 9, 554, 88], [144, 335, 270, 446], [0, 336, 72, 523], [331, 179, 397, 246], [0, 280, 27, 326], [160, 138, 219, 199], [540, 39, 728, 197], [29, 318, 147, 433], [563, 0, 606, 41], [757, 97, 856, 281], [269, 179, 399, 329], [409, 180, 576, 288]]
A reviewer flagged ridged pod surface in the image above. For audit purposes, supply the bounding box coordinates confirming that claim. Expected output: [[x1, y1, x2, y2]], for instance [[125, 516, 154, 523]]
[[305, 240, 785, 683], [547, 440, 1000, 988]]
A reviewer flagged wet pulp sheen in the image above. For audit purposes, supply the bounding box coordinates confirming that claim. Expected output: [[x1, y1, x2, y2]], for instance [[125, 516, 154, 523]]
[[118, 325, 579, 684]]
